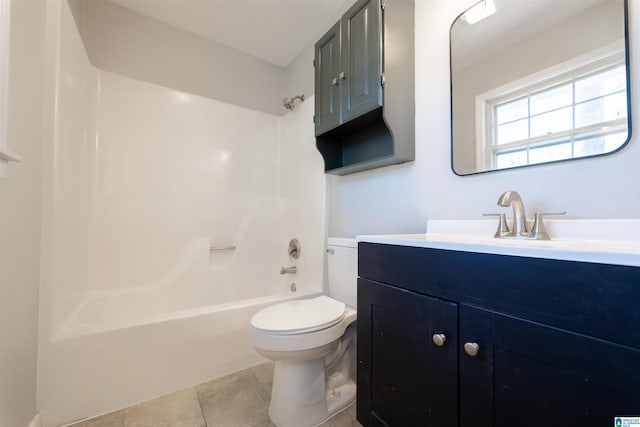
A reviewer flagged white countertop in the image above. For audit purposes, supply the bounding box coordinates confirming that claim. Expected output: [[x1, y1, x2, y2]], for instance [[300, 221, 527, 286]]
[[357, 219, 640, 267]]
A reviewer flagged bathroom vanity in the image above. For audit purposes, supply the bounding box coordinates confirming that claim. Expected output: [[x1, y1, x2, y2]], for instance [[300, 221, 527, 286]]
[[356, 225, 640, 427]]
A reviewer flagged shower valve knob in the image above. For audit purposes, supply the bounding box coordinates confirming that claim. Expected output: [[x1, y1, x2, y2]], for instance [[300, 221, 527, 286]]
[[288, 239, 301, 260]]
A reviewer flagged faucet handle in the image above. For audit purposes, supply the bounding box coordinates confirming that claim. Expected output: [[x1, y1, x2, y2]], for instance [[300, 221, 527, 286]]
[[530, 211, 566, 240], [483, 213, 511, 238]]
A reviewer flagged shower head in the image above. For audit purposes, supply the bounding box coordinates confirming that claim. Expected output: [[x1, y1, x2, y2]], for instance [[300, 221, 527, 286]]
[[283, 94, 306, 111]]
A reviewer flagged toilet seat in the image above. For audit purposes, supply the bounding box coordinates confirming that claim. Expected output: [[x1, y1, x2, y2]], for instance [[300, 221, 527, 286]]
[[251, 296, 345, 335]]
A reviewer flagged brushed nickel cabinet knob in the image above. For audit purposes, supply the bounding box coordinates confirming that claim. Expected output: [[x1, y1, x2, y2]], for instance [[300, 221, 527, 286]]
[[432, 333, 447, 347], [464, 342, 480, 357]]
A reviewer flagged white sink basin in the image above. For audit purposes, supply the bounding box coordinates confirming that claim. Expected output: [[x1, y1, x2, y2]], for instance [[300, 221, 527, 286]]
[[357, 219, 640, 267]]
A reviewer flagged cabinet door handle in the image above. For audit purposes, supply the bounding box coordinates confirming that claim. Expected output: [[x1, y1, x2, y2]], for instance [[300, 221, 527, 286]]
[[432, 333, 447, 347], [339, 71, 346, 80], [332, 77, 339, 86], [464, 342, 480, 357]]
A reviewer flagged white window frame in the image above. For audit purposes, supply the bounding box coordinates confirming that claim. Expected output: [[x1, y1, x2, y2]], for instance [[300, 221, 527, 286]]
[[474, 41, 627, 171]]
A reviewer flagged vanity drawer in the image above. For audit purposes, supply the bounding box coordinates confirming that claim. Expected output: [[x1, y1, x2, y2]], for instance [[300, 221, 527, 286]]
[[358, 242, 640, 349]]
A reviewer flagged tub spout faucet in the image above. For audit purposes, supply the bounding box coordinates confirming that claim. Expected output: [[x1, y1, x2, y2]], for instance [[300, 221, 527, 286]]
[[497, 190, 530, 237], [280, 266, 297, 275]]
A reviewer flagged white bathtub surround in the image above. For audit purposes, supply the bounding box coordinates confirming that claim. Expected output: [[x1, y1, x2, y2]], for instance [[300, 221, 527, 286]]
[[28, 414, 42, 427], [38, 2, 326, 426], [0, 146, 22, 178], [41, 293, 320, 427]]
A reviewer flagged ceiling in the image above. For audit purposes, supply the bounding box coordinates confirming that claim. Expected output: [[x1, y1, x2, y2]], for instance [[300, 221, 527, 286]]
[[107, 0, 353, 68]]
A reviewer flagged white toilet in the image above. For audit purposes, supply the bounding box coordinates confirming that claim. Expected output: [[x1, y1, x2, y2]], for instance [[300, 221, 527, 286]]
[[250, 238, 357, 427]]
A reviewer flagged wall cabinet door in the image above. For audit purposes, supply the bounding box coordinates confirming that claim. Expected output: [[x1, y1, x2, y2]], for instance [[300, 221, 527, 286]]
[[314, 22, 341, 135], [341, 0, 383, 123], [460, 304, 640, 427], [357, 278, 458, 427], [314, 0, 382, 136]]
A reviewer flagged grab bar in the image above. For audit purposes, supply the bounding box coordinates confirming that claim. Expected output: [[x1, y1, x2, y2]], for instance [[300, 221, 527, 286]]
[[209, 246, 236, 252]]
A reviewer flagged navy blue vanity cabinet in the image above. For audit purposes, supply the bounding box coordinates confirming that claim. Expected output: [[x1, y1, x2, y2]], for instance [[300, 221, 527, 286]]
[[460, 305, 640, 426], [357, 242, 640, 427], [357, 278, 458, 427]]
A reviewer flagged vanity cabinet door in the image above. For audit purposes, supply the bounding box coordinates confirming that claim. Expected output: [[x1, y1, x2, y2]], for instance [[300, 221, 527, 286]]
[[357, 278, 458, 427], [314, 22, 342, 135], [459, 305, 494, 426], [461, 304, 640, 427]]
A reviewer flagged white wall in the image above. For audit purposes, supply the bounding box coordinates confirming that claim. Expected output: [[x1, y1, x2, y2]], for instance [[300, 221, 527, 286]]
[[75, 0, 285, 116], [326, 0, 640, 237], [282, 0, 355, 108], [284, 44, 315, 102], [0, 0, 46, 426]]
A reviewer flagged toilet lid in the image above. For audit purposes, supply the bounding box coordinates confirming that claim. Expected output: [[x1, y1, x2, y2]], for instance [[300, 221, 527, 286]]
[[251, 296, 346, 334]]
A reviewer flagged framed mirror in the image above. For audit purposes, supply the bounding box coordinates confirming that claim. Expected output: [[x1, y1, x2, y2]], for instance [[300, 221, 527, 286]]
[[450, 0, 631, 175]]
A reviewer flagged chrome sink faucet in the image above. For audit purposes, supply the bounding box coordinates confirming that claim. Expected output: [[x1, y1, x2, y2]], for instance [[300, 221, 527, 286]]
[[497, 191, 529, 237]]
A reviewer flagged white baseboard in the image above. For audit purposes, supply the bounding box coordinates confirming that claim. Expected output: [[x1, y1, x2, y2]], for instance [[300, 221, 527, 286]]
[[28, 413, 42, 427]]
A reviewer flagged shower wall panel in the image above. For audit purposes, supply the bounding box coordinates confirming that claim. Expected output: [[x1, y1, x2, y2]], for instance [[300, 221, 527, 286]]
[[43, 0, 322, 339], [90, 70, 284, 304]]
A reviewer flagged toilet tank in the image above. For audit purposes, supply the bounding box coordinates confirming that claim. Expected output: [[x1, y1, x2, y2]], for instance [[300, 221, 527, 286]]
[[327, 237, 357, 308]]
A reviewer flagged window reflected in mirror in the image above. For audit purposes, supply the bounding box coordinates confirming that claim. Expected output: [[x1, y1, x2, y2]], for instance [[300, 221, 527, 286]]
[[450, 0, 631, 175]]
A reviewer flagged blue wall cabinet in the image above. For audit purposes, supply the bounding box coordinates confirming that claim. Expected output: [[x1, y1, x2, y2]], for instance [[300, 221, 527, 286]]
[[357, 243, 640, 426], [314, 0, 414, 175]]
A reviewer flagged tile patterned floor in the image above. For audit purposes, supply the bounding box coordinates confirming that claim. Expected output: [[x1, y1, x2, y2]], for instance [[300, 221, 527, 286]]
[[67, 362, 361, 427]]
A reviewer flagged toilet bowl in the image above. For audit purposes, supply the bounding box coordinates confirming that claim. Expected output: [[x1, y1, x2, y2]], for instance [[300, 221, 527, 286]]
[[250, 238, 357, 427]]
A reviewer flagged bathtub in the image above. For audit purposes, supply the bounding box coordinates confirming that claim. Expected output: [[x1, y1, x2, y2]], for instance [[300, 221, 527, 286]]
[[39, 289, 319, 427], [39, 3, 326, 425]]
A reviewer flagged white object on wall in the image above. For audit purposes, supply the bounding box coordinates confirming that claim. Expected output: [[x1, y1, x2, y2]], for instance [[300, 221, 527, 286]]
[[0, 0, 22, 178]]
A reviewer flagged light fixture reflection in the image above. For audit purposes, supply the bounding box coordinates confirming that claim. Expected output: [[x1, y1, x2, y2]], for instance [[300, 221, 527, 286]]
[[172, 91, 191, 104], [461, 0, 496, 25], [219, 150, 231, 163]]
